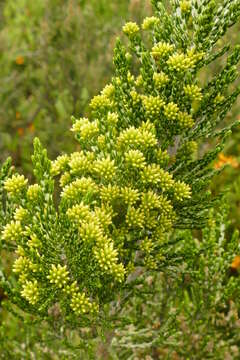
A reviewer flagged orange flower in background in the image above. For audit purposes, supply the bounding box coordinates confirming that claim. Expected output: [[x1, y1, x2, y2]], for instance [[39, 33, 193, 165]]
[[231, 255, 240, 271], [15, 56, 24, 65], [17, 127, 24, 136], [214, 153, 239, 169], [230, 255, 240, 276], [28, 123, 35, 133], [16, 112, 21, 120]]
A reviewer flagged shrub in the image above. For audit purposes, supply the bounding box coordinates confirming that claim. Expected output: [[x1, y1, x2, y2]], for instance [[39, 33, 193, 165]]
[[0, 0, 240, 356]]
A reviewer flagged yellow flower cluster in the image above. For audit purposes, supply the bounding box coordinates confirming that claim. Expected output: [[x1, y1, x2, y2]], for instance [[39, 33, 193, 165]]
[[90, 94, 112, 111], [126, 206, 144, 229], [100, 184, 120, 203], [125, 149, 146, 169], [27, 233, 41, 248], [117, 122, 157, 150], [51, 154, 69, 176], [14, 207, 28, 222], [142, 96, 165, 119], [173, 181, 191, 201], [67, 200, 125, 282], [47, 264, 70, 289], [107, 112, 118, 127], [67, 202, 91, 224], [59, 172, 71, 187], [27, 184, 41, 200], [13, 256, 30, 274], [153, 72, 170, 89], [78, 221, 103, 243], [101, 84, 115, 98], [178, 111, 194, 129], [184, 84, 202, 101], [180, 0, 191, 13], [4, 174, 28, 196], [130, 90, 142, 107], [142, 16, 160, 30], [151, 42, 175, 59], [141, 164, 174, 191], [167, 50, 204, 72], [2, 221, 22, 242], [21, 279, 40, 305], [121, 187, 140, 205], [71, 117, 99, 142], [214, 94, 225, 105], [69, 151, 92, 175], [122, 22, 139, 37], [164, 102, 180, 121], [70, 292, 98, 316], [93, 242, 125, 282], [61, 177, 98, 201], [93, 156, 116, 181], [164, 103, 194, 129]]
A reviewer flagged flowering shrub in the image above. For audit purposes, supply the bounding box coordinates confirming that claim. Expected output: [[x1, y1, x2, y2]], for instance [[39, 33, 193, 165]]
[[0, 0, 240, 355]]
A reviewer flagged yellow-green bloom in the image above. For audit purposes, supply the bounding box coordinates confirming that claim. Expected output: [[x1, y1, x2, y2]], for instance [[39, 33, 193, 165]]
[[142, 16, 159, 30], [2, 221, 22, 242], [70, 292, 93, 315], [47, 264, 70, 289], [27, 184, 41, 201], [122, 22, 139, 37], [21, 279, 40, 305], [4, 174, 28, 196]]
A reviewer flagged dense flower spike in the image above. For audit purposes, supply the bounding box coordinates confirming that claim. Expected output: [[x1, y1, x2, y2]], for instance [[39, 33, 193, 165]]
[[0, 0, 240, 330]]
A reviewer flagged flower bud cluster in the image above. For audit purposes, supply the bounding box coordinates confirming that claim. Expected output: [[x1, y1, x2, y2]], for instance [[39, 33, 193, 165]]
[[93, 242, 125, 282], [142, 16, 159, 30], [142, 95, 165, 120], [51, 154, 69, 176], [69, 151, 92, 176], [14, 207, 28, 222], [180, 0, 191, 14], [184, 84, 202, 101], [117, 123, 157, 150], [70, 292, 97, 316], [151, 42, 175, 60], [167, 50, 204, 72], [47, 264, 70, 289], [2, 221, 22, 242], [71, 117, 99, 142], [27, 184, 41, 200], [21, 279, 40, 305], [93, 157, 116, 181], [4, 174, 28, 196], [153, 72, 170, 89], [61, 177, 98, 201], [122, 22, 139, 38], [173, 181, 191, 201], [90, 95, 112, 112]]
